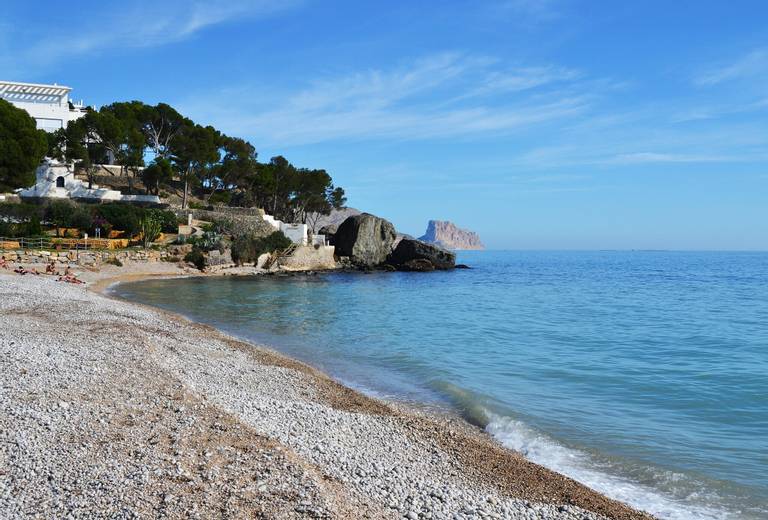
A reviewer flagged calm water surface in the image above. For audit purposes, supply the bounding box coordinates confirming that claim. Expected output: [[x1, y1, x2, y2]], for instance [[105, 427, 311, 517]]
[[115, 251, 768, 520]]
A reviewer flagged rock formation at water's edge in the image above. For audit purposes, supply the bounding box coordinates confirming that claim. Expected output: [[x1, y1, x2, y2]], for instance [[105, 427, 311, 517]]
[[419, 220, 484, 250]]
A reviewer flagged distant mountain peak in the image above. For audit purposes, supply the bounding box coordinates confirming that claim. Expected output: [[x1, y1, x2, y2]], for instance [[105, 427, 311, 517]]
[[419, 220, 484, 250]]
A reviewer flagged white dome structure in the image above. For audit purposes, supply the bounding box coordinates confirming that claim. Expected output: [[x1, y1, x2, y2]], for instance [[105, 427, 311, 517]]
[[18, 159, 160, 204]]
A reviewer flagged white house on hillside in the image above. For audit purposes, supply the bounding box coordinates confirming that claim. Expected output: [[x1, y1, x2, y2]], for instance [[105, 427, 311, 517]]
[[2, 80, 159, 204], [0, 80, 87, 131]]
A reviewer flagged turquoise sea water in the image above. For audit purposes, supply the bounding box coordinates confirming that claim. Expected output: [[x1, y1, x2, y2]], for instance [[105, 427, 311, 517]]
[[114, 251, 768, 520]]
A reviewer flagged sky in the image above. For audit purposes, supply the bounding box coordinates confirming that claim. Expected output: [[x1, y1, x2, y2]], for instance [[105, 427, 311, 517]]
[[2, 0, 767, 250]]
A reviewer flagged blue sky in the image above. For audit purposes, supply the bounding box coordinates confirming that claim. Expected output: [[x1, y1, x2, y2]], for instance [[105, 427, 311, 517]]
[[2, 0, 767, 249]]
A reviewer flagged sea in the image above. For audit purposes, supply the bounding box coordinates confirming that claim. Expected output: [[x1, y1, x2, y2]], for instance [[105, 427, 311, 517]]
[[114, 251, 768, 520]]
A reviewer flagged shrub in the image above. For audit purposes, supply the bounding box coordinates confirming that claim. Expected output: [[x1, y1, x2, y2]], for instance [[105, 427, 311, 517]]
[[0, 220, 14, 237], [44, 200, 76, 234], [208, 190, 232, 206], [162, 255, 180, 263], [42, 200, 94, 236], [106, 257, 123, 267], [139, 215, 162, 248], [69, 205, 93, 232], [24, 215, 43, 237], [188, 230, 227, 252], [95, 203, 143, 235], [146, 209, 178, 233], [0, 202, 43, 222], [184, 248, 206, 270], [231, 231, 292, 265]]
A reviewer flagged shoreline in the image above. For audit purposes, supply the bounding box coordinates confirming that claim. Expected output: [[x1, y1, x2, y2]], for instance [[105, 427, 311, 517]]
[[1, 267, 653, 519]]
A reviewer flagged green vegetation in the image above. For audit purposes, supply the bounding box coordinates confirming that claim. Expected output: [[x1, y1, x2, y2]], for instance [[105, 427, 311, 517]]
[[139, 215, 162, 248], [45, 100, 346, 225], [231, 231, 293, 265], [0, 200, 177, 240], [184, 248, 206, 270], [0, 99, 48, 191]]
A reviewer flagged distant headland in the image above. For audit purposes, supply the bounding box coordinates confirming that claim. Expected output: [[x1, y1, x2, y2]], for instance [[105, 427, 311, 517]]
[[419, 220, 484, 250]]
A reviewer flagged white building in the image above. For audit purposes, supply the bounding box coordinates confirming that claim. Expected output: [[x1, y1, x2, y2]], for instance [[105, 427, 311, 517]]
[[262, 213, 310, 245], [18, 159, 160, 205], [0, 80, 87, 132]]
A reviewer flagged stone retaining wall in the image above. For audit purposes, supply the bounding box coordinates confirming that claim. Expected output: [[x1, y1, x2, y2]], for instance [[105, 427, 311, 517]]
[[278, 245, 336, 271], [173, 208, 274, 238], [2, 247, 191, 268]]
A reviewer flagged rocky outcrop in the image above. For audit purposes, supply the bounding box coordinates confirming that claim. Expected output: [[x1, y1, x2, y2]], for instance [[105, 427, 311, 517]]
[[318, 225, 338, 245], [389, 238, 456, 270], [399, 258, 435, 272], [313, 207, 362, 232], [333, 213, 397, 267], [419, 220, 484, 250]]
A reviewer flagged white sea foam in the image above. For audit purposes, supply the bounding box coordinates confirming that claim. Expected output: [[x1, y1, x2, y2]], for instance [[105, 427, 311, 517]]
[[486, 413, 738, 520]]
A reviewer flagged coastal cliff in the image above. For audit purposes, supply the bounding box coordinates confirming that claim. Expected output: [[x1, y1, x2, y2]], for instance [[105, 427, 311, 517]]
[[419, 220, 484, 250]]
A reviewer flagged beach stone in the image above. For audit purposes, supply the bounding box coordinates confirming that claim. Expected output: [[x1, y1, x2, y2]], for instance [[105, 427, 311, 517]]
[[389, 238, 456, 270], [333, 213, 396, 267]]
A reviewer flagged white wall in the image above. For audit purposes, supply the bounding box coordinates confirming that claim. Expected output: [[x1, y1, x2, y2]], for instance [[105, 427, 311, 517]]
[[1, 83, 86, 131], [280, 223, 308, 245]]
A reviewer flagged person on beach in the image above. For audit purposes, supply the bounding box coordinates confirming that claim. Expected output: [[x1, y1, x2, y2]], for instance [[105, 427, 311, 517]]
[[14, 266, 39, 275], [58, 266, 84, 284], [45, 261, 57, 275], [0, 256, 8, 269]]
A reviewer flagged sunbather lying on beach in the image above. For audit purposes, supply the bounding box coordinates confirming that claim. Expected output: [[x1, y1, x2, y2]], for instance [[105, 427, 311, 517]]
[[57, 266, 84, 284], [58, 273, 84, 284], [14, 266, 40, 276]]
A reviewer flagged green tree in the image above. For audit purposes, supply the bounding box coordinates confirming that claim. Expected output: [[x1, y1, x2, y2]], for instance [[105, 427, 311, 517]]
[[141, 158, 173, 195], [291, 168, 346, 231], [170, 124, 220, 208], [203, 136, 257, 203], [44, 200, 77, 236], [99, 103, 146, 193], [139, 103, 190, 159], [0, 99, 48, 191]]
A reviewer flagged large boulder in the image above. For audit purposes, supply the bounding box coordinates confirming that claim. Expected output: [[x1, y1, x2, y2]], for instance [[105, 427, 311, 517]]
[[334, 213, 397, 267], [318, 224, 338, 245], [389, 238, 456, 270]]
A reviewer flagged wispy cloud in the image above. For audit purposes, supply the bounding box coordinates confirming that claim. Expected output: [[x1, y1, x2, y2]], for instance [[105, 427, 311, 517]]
[[606, 152, 736, 165], [178, 53, 593, 145], [15, 0, 301, 67], [695, 47, 768, 86]]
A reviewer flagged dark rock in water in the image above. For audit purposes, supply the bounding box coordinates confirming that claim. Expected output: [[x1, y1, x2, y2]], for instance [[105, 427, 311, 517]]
[[389, 238, 456, 270], [334, 213, 397, 267], [400, 258, 435, 272], [455, 264, 471, 269], [380, 264, 397, 272]]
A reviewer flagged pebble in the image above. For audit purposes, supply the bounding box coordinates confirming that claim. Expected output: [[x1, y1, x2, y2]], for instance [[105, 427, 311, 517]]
[[0, 274, 617, 520]]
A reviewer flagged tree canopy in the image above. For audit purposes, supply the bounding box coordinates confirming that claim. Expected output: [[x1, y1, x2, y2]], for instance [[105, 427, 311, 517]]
[[39, 98, 348, 222], [0, 99, 48, 191]]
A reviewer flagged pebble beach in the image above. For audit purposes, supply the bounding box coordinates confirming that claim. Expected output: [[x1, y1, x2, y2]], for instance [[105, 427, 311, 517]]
[[0, 272, 653, 519]]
